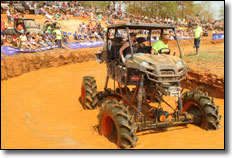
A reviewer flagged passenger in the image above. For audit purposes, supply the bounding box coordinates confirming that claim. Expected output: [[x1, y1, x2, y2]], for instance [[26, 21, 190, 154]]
[[119, 32, 137, 63], [136, 37, 146, 48], [135, 37, 148, 53], [151, 33, 170, 55]]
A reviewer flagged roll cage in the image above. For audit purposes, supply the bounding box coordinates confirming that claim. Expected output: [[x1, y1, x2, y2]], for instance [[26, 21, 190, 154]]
[[106, 23, 183, 63]]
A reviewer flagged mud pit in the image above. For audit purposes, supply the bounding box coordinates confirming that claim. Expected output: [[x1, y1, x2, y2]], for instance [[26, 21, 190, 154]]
[[1, 61, 224, 149]]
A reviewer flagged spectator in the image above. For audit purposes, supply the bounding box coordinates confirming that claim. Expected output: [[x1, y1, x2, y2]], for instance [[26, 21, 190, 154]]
[[19, 33, 33, 49], [73, 31, 78, 40], [54, 26, 62, 48], [78, 24, 82, 33], [45, 12, 54, 21], [1, 21, 5, 35], [9, 4, 14, 13], [17, 23, 24, 34], [38, 33, 48, 47], [46, 25, 52, 34], [81, 22, 86, 33], [34, 3, 38, 15], [90, 11, 94, 21], [193, 23, 203, 56], [62, 32, 69, 44], [98, 12, 102, 23], [6, 9, 12, 24], [54, 12, 60, 20], [27, 32, 39, 48]]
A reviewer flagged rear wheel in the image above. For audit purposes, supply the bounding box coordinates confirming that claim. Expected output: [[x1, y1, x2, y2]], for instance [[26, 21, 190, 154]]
[[81, 76, 98, 109], [98, 99, 138, 148], [182, 90, 221, 130], [6, 35, 13, 43]]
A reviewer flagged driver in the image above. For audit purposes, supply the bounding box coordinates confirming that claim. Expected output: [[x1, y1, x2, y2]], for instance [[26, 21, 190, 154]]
[[119, 32, 137, 63], [151, 33, 170, 55]]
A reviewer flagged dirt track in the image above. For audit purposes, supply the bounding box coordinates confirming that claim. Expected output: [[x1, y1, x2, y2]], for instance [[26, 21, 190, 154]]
[[1, 13, 224, 149], [1, 61, 224, 149]]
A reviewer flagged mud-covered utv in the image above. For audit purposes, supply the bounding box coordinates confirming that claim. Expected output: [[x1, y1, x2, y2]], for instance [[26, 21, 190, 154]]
[[4, 18, 41, 43], [81, 23, 221, 148]]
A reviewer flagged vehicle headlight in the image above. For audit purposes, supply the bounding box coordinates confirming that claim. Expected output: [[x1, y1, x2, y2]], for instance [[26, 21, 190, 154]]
[[140, 61, 149, 67], [176, 61, 183, 67]]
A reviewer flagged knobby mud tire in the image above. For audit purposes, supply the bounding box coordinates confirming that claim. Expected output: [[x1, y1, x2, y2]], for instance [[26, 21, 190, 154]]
[[98, 99, 138, 148], [81, 76, 98, 110], [182, 90, 221, 130]]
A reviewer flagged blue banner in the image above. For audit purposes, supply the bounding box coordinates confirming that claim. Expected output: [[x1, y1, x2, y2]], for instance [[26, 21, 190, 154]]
[[1, 41, 104, 58], [1, 45, 58, 56], [212, 34, 224, 40], [64, 41, 103, 49]]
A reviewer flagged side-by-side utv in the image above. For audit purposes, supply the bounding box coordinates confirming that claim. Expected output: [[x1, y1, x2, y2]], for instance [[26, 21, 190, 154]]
[[80, 23, 221, 148]]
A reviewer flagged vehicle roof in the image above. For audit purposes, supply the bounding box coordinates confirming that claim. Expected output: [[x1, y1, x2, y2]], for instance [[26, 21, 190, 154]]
[[107, 23, 177, 29]]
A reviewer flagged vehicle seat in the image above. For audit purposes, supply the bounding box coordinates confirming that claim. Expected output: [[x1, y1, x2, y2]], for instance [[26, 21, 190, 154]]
[[108, 44, 122, 61], [137, 46, 152, 54]]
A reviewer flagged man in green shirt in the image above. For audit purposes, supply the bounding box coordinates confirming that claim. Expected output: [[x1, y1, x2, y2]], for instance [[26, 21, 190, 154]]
[[194, 23, 203, 56], [53, 26, 63, 48], [151, 34, 170, 55], [46, 26, 52, 34]]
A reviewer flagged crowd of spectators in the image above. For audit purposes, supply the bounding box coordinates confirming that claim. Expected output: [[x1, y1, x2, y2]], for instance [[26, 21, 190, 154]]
[[1, 1, 224, 49]]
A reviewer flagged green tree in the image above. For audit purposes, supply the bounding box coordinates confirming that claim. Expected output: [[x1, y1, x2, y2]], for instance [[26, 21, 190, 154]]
[[201, 1, 213, 21]]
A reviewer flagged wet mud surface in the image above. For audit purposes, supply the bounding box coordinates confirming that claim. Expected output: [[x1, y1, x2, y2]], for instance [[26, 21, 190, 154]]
[[1, 61, 224, 149]]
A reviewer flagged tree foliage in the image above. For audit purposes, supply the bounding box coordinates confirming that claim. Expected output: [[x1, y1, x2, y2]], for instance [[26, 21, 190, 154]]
[[123, 1, 216, 21], [77, 1, 218, 21]]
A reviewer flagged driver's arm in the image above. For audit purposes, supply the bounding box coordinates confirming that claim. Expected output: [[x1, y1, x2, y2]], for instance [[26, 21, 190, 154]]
[[151, 42, 158, 55], [151, 49, 157, 55], [119, 42, 129, 63]]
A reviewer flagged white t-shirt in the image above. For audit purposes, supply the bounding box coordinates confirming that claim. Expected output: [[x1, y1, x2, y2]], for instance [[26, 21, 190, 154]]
[[6, 10, 11, 16], [90, 12, 93, 20], [94, 32, 98, 36], [46, 13, 53, 20]]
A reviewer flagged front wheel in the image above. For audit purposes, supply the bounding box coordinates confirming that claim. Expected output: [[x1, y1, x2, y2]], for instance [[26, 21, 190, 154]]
[[6, 35, 13, 43], [182, 90, 221, 130], [98, 99, 138, 148]]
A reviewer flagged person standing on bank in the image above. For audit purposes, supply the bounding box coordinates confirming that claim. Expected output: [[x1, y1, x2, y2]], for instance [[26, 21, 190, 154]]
[[54, 26, 62, 48], [193, 23, 203, 56]]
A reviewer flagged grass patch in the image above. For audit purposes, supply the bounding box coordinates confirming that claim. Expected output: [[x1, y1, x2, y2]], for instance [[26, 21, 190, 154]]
[[183, 50, 224, 62]]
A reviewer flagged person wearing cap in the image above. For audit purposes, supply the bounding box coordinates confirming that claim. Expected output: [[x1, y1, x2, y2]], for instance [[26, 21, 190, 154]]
[[193, 23, 203, 56], [119, 32, 137, 63], [151, 33, 170, 55]]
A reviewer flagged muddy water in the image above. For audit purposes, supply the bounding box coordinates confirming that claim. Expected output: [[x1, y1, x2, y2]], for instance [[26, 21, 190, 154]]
[[1, 61, 224, 149]]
